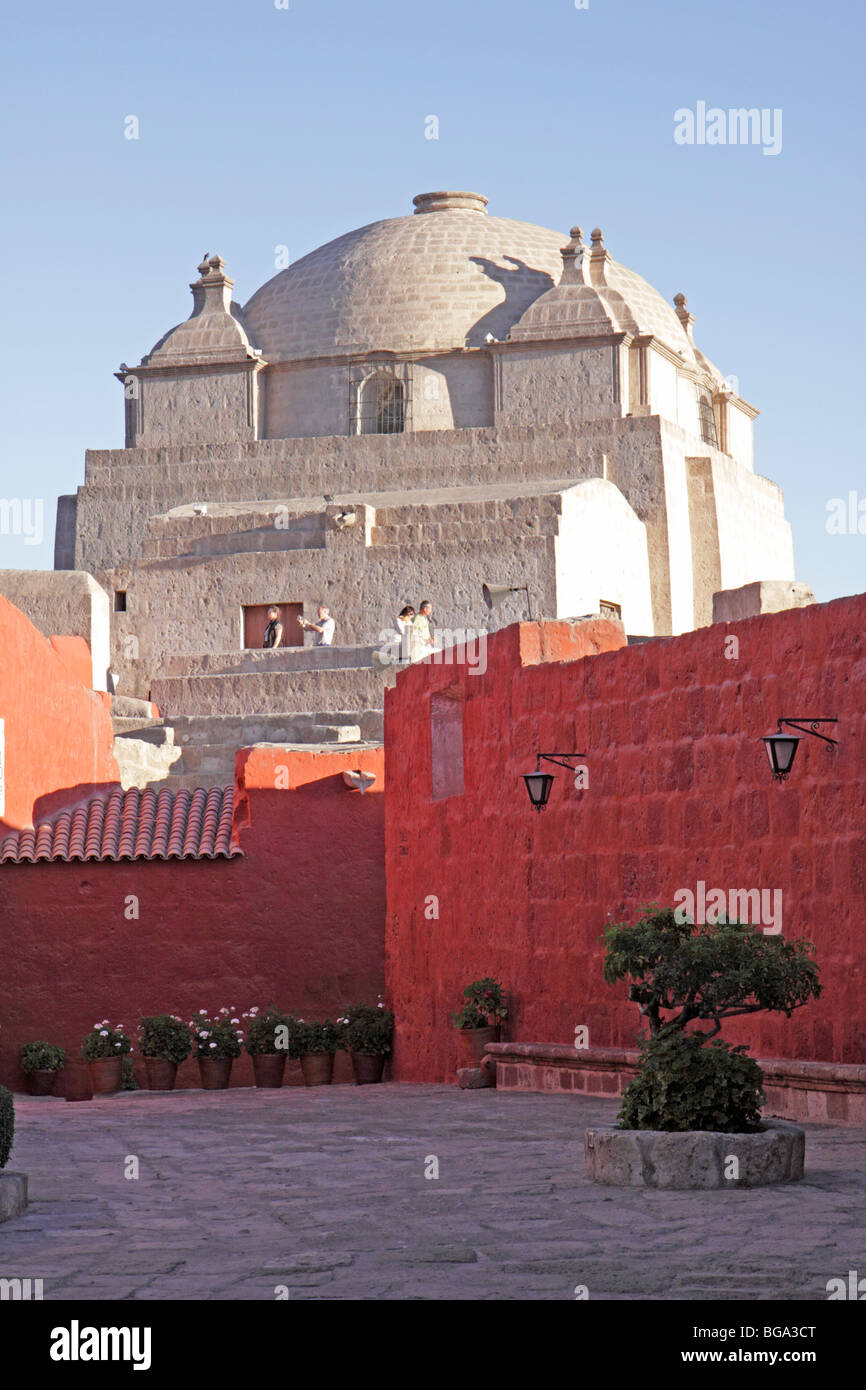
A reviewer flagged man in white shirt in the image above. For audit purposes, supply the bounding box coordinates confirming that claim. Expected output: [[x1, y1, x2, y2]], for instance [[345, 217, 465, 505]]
[[298, 604, 336, 646]]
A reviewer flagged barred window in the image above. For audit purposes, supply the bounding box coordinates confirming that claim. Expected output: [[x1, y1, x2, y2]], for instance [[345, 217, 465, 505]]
[[697, 386, 718, 447], [358, 373, 405, 435]]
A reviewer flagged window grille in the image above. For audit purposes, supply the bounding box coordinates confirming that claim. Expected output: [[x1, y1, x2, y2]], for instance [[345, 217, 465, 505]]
[[350, 370, 408, 435], [697, 386, 718, 447]]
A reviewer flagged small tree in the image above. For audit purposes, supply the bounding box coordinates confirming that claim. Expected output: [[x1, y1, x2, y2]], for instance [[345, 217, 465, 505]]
[[604, 907, 821, 1132]]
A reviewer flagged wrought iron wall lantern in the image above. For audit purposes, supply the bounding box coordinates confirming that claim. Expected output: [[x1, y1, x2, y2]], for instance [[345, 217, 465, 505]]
[[761, 718, 838, 782], [522, 752, 586, 811]]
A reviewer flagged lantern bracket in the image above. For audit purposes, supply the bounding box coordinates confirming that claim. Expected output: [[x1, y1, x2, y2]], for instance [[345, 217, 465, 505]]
[[774, 717, 838, 748], [534, 751, 586, 773]]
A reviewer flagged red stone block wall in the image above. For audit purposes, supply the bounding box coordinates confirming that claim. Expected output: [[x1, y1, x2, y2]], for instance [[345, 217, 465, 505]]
[[0, 746, 385, 1091], [0, 596, 118, 831], [384, 601, 866, 1082]]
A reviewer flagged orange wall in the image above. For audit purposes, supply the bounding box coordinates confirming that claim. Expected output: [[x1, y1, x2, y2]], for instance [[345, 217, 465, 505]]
[[0, 595, 119, 831]]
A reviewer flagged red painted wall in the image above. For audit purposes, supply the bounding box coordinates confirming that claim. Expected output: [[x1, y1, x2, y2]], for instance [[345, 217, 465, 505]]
[[0, 596, 118, 831], [384, 602, 866, 1082], [0, 744, 385, 1091]]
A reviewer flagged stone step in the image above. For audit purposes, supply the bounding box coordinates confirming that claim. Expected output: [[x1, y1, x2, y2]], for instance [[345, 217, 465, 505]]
[[155, 644, 381, 680], [164, 710, 382, 745], [110, 694, 157, 718], [149, 667, 392, 718]]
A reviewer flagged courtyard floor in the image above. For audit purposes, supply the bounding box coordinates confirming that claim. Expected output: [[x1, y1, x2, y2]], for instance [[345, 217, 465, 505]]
[[2, 1084, 865, 1301]]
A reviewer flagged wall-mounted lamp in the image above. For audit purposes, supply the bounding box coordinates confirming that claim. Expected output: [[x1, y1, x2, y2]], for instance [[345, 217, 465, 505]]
[[482, 582, 534, 621], [522, 752, 586, 811], [761, 717, 838, 782]]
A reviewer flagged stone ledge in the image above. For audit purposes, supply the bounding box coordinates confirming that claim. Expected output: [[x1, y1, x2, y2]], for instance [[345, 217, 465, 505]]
[[584, 1120, 805, 1189], [484, 1043, 866, 1124], [0, 1172, 28, 1223]]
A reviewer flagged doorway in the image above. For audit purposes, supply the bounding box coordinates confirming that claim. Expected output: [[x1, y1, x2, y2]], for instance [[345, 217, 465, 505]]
[[242, 602, 304, 649]]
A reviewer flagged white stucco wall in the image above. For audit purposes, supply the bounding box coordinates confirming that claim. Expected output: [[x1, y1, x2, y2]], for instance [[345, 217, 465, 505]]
[[725, 400, 755, 472], [553, 479, 654, 635]]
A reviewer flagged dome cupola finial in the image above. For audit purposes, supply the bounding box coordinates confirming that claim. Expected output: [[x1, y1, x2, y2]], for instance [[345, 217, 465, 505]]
[[589, 227, 611, 287], [673, 291, 695, 340], [559, 225, 591, 286], [191, 254, 234, 315]]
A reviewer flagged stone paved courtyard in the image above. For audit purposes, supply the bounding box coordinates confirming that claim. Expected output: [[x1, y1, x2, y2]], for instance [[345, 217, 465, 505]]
[[2, 1085, 865, 1301]]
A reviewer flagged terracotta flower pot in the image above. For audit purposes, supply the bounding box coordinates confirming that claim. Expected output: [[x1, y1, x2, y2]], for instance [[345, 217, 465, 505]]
[[28, 1069, 59, 1096], [60, 1062, 93, 1103], [144, 1058, 178, 1091], [252, 1053, 287, 1088], [300, 1053, 334, 1086], [350, 1052, 386, 1085], [457, 1024, 501, 1067], [198, 1057, 233, 1090], [88, 1057, 123, 1094]]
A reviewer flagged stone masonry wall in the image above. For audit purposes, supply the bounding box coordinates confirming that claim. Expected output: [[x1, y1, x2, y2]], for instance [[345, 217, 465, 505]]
[[383, 600, 866, 1083]]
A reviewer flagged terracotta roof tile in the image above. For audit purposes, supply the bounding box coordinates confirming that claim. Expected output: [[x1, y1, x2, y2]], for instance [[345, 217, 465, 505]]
[[0, 786, 241, 865]]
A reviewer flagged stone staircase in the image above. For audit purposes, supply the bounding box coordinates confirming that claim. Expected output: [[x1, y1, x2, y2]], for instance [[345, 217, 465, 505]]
[[111, 645, 389, 791]]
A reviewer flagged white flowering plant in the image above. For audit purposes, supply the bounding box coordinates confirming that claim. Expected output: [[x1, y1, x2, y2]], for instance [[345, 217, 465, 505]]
[[339, 1003, 394, 1056], [80, 1020, 133, 1062], [243, 1007, 295, 1056], [189, 1008, 242, 1060]]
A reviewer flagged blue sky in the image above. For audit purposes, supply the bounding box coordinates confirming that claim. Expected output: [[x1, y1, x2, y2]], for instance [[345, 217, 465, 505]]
[[1, 0, 863, 600]]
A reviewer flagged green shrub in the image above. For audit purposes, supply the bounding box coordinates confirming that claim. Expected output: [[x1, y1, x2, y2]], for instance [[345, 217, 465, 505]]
[[339, 1003, 394, 1056], [244, 1007, 294, 1056], [121, 1057, 139, 1091], [0, 1087, 13, 1169], [618, 1033, 766, 1134], [288, 1020, 343, 1057], [81, 1020, 132, 1062], [451, 977, 508, 1030], [603, 907, 821, 1133], [138, 1015, 191, 1064], [189, 1009, 242, 1060], [19, 1041, 66, 1073]]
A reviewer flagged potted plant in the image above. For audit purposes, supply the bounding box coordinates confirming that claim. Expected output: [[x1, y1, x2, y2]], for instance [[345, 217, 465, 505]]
[[451, 977, 508, 1065], [584, 907, 822, 1188], [243, 1006, 294, 1087], [288, 1019, 342, 1086], [189, 1008, 242, 1089], [19, 1041, 66, 1096], [80, 1020, 132, 1094], [339, 1002, 394, 1084], [138, 1015, 191, 1090]]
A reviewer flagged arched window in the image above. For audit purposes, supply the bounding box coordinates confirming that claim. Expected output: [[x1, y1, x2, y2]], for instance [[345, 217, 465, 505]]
[[358, 373, 405, 435], [696, 386, 718, 448]]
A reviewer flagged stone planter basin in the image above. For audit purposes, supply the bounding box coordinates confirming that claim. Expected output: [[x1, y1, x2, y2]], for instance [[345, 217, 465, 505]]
[[584, 1119, 804, 1189]]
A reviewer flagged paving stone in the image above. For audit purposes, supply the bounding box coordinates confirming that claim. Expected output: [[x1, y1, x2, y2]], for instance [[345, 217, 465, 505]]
[[1, 1087, 865, 1300]]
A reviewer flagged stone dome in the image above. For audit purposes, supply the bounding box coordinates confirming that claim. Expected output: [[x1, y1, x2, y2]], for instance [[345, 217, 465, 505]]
[[242, 192, 695, 365]]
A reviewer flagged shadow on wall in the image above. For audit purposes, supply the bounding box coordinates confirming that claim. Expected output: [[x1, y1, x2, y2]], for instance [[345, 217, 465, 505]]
[[467, 257, 555, 345]]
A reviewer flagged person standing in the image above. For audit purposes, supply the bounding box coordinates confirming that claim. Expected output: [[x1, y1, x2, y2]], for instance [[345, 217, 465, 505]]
[[262, 606, 283, 649], [410, 599, 435, 662], [396, 605, 415, 663], [298, 604, 336, 646]]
